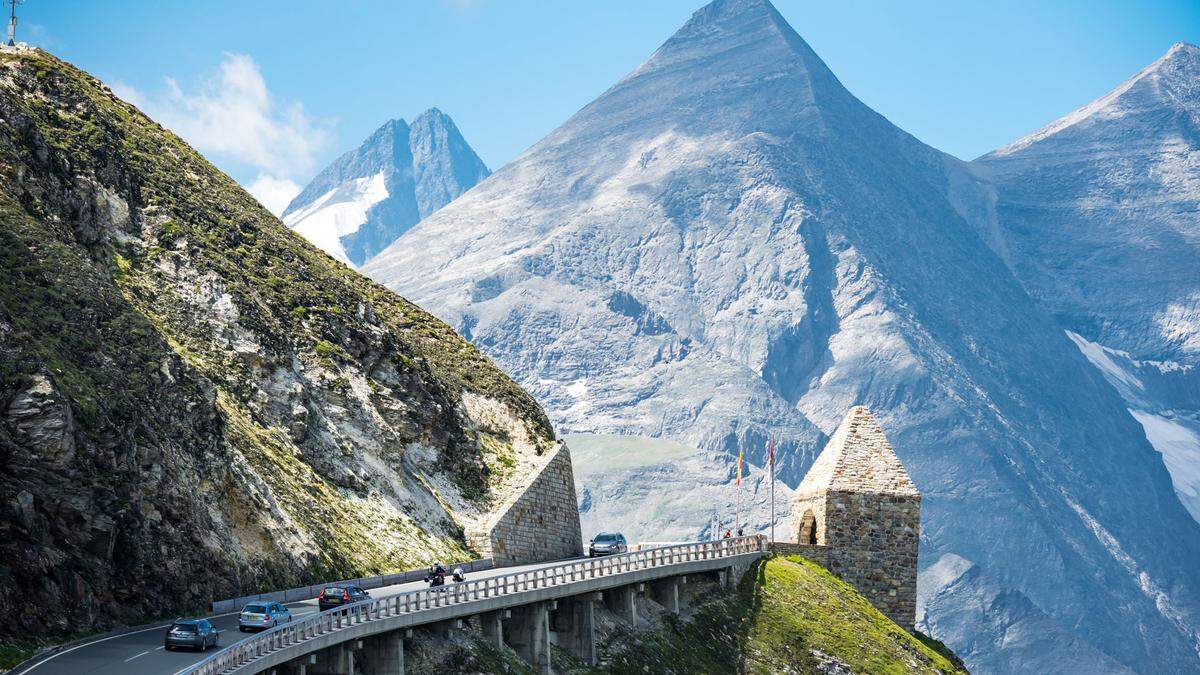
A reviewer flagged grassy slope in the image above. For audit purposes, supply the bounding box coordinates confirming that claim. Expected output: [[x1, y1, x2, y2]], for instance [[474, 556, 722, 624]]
[[566, 433, 698, 476], [603, 556, 966, 674], [0, 47, 555, 642]]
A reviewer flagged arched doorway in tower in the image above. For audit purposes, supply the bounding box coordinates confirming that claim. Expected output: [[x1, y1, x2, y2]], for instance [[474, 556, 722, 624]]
[[799, 509, 818, 545]]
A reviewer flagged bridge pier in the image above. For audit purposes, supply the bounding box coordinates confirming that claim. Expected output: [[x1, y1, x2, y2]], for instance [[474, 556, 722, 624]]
[[480, 609, 508, 648], [552, 592, 600, 666], [604, 584, 639, 626], [650, 577, 680, 614], [504, 601, 552, 674], [360, 631, 404, 675], [285, 653, 317, 675]]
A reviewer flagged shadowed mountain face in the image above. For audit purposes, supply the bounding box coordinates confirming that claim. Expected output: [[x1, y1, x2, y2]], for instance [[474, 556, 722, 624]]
[[283, 109, 489, 266], [973, 43, 1200, 526], [363, 1, 1200, 671]]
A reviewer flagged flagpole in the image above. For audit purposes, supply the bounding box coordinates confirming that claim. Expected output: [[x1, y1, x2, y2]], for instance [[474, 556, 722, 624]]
[[736, 447, 742, 535], [770, 434, 776, 543]]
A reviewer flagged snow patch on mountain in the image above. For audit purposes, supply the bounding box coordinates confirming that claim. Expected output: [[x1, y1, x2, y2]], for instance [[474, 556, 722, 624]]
[[283, 172, 388, 264], [284, 109, 488, 267], [1130, 410, 1200, 523]]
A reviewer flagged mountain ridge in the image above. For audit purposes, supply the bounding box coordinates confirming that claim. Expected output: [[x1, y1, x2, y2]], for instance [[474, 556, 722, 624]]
[[284, 107, 489, 266], [0, 48, 550, 641], [363, 1, 1200, 672]]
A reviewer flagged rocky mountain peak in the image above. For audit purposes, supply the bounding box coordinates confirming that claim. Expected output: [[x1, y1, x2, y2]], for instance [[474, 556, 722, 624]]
[[363, 4, 1200, 671], [984, 41, 1199, 160], [283, 107, 489, 267]]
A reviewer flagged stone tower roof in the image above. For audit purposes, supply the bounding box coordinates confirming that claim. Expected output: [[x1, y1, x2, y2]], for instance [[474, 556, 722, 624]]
[[795, 406, 919, 496]]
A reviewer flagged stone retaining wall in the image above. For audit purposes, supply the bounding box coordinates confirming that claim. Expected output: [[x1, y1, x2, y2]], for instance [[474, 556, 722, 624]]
[[468, 441, 584, 565], [768, 542, 830, 567]]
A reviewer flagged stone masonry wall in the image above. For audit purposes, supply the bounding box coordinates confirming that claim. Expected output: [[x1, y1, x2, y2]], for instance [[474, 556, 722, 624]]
[[822, 489, 920, 628], [768, 542, 830, 567], [468, 441, 584, 566]]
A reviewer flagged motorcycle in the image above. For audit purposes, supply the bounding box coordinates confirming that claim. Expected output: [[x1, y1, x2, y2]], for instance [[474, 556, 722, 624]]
[[452, 567, 466, 583], [425, 569, 446, 588]]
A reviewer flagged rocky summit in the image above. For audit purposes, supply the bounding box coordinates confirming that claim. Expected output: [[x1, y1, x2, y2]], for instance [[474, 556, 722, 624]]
[[362, 0, 1200, 672], [0, 49, 553, 641], [283, 109, 490, 267]]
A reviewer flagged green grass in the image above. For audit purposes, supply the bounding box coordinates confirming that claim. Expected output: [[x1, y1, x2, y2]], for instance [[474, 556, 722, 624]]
[[0, 47, 556, 642], [0, 644, 34, 672], [600, 555, 967, 674], [566, 433, 697, 476]]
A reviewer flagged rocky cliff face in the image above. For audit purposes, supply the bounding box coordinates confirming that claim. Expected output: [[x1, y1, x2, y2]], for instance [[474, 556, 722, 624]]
[[361, 1, 1200, 672], [972, 42, 1200, 525], [283, 109, 490, 266], [0, 48, 552, 641]]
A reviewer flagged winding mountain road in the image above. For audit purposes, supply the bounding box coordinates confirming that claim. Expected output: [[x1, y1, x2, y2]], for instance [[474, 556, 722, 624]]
[[16, 558, 580, 675]]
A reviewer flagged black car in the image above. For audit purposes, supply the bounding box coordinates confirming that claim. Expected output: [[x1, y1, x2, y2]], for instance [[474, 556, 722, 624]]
[[317, 585, 371, 612], [163, 618, 219, 651], [589, 532, 629, 557]]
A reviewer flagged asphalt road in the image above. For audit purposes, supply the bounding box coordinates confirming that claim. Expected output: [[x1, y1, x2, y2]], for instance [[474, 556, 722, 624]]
[[20, 557, 585, 675]]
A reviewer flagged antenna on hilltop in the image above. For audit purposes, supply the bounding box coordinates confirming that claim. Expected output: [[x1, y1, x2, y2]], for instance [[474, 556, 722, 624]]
[[6, 0, 22, 47]]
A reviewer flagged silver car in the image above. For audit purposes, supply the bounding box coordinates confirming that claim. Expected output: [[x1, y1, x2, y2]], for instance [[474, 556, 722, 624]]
[[164, 618, 218, 651], [238, 601, 292, 632], [589, 532, 629, 557]]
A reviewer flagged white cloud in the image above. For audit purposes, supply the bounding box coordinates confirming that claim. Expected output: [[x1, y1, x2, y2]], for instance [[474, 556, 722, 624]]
[[247, 174, 302, 216], [119, 54, 330, 210]]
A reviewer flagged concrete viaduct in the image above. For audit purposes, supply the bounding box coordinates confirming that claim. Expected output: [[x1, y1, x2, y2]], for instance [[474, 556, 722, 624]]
[[183, 536, 767, 675]]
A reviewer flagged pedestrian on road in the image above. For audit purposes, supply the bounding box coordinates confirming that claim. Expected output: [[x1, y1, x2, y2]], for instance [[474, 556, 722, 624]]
[[724, 529, 731, 538], [737, 527, 744, 537]]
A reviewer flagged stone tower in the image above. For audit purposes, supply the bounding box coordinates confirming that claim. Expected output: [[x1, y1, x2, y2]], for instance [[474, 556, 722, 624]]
[[790, 406, 921, 628]]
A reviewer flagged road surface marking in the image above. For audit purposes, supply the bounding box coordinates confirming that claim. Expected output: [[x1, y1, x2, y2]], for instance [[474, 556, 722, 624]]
[[123, 651, 149, 662], [18, 609, 244, 673]]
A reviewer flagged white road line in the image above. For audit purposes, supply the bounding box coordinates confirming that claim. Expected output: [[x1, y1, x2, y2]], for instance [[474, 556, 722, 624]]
[[123, 651, 149, 662], [155, 646, 165, 651], [19, 609, 244, 673]]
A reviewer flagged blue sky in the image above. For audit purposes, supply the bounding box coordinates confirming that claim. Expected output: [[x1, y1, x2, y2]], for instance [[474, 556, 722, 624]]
[[18, 0, 1199, 213]]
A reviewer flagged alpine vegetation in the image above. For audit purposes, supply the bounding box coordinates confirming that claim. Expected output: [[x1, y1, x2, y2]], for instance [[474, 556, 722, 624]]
[[0, 49, 553, 642]]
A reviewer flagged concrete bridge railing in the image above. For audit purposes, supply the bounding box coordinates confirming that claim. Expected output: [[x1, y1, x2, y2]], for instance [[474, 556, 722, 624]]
[[183, 535, 768, 675]]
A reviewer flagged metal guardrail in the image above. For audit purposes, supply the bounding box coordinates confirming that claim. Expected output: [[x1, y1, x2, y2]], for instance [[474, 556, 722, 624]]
[[183, 535, 767, 675], [211, 559, 495, 613]]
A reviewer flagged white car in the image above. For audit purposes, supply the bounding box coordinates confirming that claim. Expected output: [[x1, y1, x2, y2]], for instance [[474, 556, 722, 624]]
[[238, 602, 292, 632]]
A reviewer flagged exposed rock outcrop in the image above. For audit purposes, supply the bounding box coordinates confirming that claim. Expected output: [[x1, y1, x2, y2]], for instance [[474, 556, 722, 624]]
[[0, 49, 554, 640]]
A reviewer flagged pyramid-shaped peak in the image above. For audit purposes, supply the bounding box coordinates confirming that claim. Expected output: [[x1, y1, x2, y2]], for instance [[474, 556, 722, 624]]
[[1166, 41, 1199, 58], [795, 407, 919, 496], [412, 107, 452, 126], [653, 0, 806, 60]]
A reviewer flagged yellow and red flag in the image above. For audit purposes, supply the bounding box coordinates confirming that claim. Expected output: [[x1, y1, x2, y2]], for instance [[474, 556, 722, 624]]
[[736, 449, 743, 485]]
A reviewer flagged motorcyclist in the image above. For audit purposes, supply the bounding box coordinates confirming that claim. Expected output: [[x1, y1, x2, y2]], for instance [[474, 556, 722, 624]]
[[427, 562, 447, 586], [452, 566, 466, 582]]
